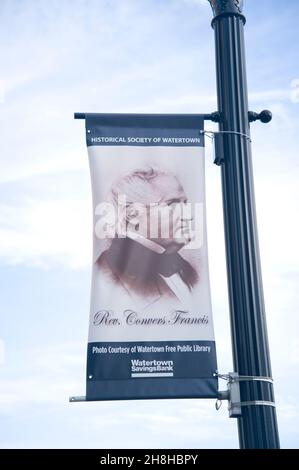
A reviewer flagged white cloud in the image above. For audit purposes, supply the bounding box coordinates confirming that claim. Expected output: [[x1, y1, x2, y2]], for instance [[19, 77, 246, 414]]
[[249, 89, 291, 103], [0, 341, 86, 413], [0, 339, 5, 365], [289, 340, 299, 366], [290, 79, 299, 103], [182, 0, 208, 6], [0, 80, 4, 103], [0, 190, 91, 269]]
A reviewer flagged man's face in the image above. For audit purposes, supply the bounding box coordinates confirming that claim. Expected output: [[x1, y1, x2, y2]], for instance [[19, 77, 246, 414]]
[[129, 174, 193, 254]]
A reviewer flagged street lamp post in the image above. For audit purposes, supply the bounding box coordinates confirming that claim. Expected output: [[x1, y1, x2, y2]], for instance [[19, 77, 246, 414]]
[[208, 0, 280, 448]]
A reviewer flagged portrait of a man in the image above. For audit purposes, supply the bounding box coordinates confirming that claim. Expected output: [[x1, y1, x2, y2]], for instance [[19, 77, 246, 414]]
[[95, 166, 199, 308]]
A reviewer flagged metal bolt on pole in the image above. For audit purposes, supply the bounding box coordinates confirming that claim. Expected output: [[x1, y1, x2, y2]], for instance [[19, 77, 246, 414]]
[[208, 0, 280, 448]]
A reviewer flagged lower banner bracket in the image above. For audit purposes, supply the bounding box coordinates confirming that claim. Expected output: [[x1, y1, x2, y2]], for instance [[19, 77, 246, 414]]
[[69, 396, 86, 402], [216, 372, 275, 418]]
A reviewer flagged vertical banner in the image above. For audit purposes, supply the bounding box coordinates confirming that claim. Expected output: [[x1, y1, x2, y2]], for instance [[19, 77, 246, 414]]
[[85, 114, 217, 400]]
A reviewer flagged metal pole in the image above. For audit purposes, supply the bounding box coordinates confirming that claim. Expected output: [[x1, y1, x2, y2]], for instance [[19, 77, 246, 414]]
[[208, 0, 280, 448]]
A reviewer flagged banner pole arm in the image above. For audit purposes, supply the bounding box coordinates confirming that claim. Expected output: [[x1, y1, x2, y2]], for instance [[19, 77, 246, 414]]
[[74, 112, 221, 121], [74, 113, 86, 119]]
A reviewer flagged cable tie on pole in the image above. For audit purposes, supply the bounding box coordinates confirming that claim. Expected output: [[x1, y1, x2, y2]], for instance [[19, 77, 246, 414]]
[[230, 375, 274, 385], [231, 400, 276, 409], [200, 130, 252, 166], [215, 372, 229, 381], [201, 130, 214, 140], [215, 399, 223, 411], [215, 371, 273, 384], [200, 129, 251, 141]]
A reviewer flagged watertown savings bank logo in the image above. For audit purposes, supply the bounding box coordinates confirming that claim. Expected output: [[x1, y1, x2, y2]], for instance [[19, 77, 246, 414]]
[[130, 359, 174, 378]]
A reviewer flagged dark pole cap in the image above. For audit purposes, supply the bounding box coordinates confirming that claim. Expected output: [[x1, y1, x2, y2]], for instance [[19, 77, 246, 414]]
[[208, 0, 245, 24], [248, 110, 272, 124], [259, 109, 272, 123]]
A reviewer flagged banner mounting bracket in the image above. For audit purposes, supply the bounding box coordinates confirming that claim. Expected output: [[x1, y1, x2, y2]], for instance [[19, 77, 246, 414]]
[[216, 372, 275, 418], [74, 112, 221, 121]]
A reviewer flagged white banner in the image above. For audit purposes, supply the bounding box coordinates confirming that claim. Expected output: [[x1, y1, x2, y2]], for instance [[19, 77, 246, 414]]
[[85, 114, 217, 400]]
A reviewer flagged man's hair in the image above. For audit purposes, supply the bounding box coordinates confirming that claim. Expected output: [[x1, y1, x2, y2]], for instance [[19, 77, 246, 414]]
[[109, 166, 175, 207]]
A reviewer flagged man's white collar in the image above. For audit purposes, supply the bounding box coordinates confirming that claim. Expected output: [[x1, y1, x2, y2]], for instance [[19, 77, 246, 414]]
[[126, 231, 166, 254]]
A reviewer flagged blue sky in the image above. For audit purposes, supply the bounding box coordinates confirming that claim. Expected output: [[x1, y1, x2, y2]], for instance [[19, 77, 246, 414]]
[[0, 0, 298, 448]]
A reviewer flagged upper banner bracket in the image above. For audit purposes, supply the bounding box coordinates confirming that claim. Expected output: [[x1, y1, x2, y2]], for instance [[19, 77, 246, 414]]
[[74, 112, 221, 122]]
